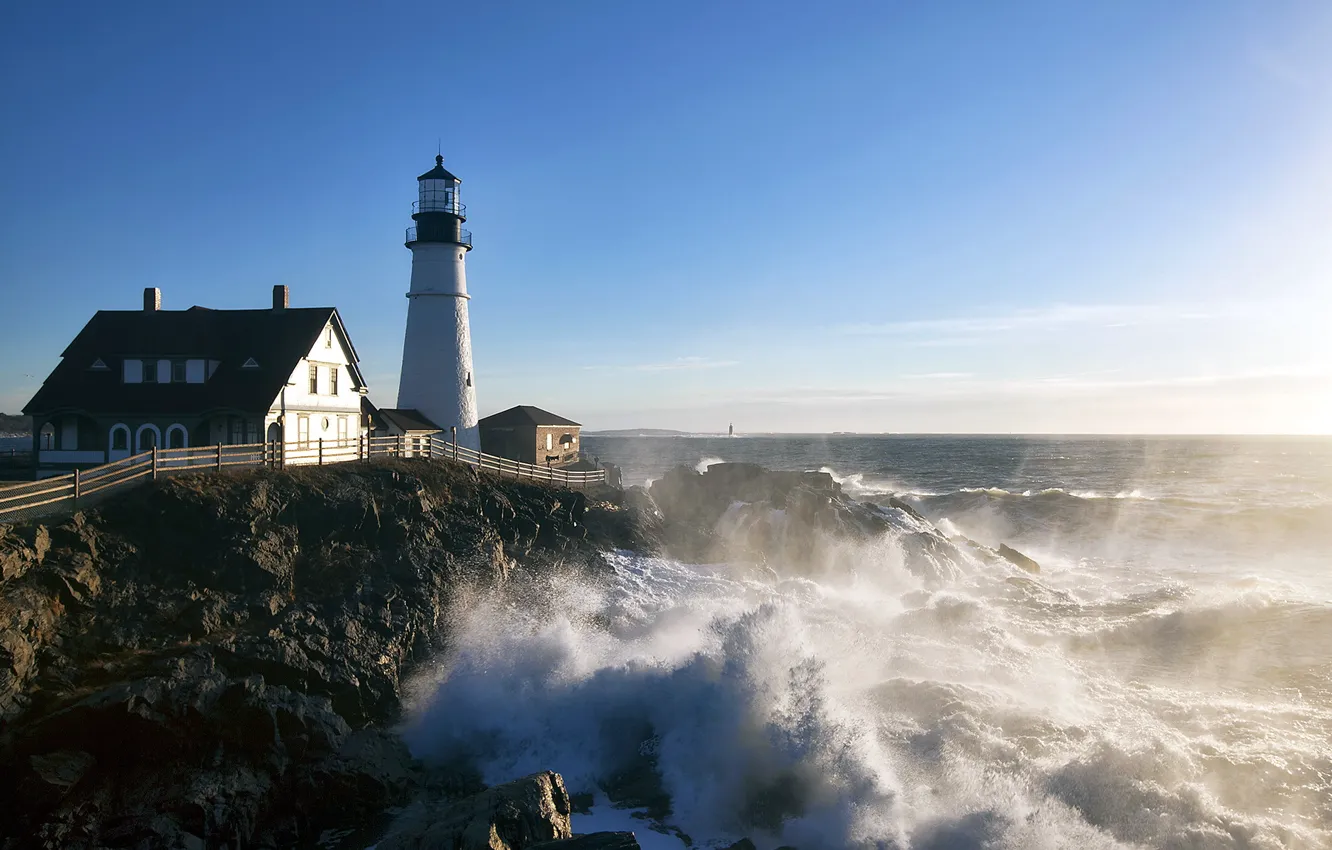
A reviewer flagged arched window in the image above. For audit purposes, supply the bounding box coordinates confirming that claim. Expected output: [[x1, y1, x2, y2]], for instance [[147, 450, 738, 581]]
[[110, 424, 130, 451], [135, 424, 161, 452], [166, 424, 188, 449]]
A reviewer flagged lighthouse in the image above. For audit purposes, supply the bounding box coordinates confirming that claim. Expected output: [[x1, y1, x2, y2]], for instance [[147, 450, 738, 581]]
[[397, 155, 480, 450]]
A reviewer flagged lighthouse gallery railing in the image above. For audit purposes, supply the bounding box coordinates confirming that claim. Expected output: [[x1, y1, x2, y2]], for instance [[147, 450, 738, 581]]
[[0, 435, 605, 524]]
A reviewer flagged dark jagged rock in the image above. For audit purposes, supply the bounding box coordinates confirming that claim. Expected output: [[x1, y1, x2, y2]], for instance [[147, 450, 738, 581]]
[[997, 543, 1041, 574], [0, 461, 655, 849], [647, 463, 971, 581], [375, 770, 572, 849], [533, 833, 641, 849]]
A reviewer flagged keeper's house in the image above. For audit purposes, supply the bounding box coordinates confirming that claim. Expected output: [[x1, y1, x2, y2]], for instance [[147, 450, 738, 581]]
[[478, 405, 583, 467], [22, 286, 369, 475]]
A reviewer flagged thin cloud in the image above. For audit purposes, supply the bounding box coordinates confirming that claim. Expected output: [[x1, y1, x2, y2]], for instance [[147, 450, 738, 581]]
[[1249, 45, 1313, 90], [837, 302, 1260, 337], [737, 367, 1329, 407], [584, 356, 739, 373]]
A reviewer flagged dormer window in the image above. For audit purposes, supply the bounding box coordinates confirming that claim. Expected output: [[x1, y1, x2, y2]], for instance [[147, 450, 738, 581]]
[[241, 357, 259, 369], [171, 360, 187, 383]]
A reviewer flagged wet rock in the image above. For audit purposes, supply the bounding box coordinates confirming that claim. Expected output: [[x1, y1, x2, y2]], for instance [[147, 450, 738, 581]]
[[647, 463, 970, 580], [375, 770, 572, 850], [997, 543, 1041, 574], [567, 791, 595, 815], [28, 749, 95, 788], [533, 833, 641, 849]]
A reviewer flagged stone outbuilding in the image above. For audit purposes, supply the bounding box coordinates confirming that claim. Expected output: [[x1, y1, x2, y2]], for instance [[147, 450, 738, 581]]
[[478, 406, 582, 467]]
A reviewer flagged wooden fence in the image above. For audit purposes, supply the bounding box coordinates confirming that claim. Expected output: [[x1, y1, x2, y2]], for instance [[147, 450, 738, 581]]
[[0, 434, 605, 525]]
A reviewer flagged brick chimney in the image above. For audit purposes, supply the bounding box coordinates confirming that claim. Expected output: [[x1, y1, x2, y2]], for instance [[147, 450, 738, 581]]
[[272, 285, 289, 310], [143, 287, 161, 312]]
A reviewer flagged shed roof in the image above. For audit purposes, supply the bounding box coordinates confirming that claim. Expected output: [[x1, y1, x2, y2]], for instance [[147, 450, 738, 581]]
[[23, 307, 364, 417], [478, 405, 581, 428], [376, 408, 442, 433]]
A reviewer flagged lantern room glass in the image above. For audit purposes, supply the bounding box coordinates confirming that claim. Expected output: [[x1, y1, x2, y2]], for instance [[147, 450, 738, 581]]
[[418, 178, 460, 215]]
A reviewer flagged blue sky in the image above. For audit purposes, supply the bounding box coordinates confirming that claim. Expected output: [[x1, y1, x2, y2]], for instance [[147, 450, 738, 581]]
[[2, 1, 1329, 433]]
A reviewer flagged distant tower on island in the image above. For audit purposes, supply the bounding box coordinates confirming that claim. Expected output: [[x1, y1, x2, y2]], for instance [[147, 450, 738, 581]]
[[397, 155, 480, 450], [728, 423, 734, 437]]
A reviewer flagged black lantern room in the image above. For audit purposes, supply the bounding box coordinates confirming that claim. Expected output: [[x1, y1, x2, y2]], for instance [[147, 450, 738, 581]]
[[406, 155, 472, 249]]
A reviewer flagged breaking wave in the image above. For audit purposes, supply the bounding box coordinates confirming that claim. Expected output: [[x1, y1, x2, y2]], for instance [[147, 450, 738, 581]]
[[401, 462, 1332, 848]]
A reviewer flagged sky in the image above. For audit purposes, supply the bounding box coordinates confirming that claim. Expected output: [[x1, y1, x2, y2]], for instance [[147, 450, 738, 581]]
[[1, 1, 1330, 434]]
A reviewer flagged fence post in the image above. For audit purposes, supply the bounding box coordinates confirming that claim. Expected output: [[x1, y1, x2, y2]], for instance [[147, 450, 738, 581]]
[[151, 447, 158, 481], [318, 438, 324, 466], [451, 426, 458, 462], [216, 444, 223, 470], [73, 468, 81, 504]]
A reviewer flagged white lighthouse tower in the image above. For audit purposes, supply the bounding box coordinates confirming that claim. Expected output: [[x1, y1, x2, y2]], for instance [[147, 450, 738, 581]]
[[397, 155, 480, 450]]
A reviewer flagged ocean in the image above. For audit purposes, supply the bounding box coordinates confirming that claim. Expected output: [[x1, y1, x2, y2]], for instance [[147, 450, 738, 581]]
[[402, 435, 1332, 849]]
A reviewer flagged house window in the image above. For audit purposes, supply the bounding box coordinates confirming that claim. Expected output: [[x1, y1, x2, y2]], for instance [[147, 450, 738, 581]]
[[171, 360, 186, 383], [123, 359, 143, 383], [546, 433, 553, 451], [297, 415, 310, 448], [325, 326, 333, 348], [337, 416, 348, 443], [329, 366, 338, 395], [142, 361, 157, 383], [110, 425, 129, 451], [309, 363, 318, 394], [167, 424, 187, 449]]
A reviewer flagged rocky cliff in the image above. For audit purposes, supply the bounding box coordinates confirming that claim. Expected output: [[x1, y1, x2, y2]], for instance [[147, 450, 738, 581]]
[[0, 460, 647, 849]]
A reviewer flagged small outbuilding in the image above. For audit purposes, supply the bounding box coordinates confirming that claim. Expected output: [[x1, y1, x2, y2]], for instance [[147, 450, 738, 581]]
[[478, 405, 582, 467], [371, 407, 443, 439]]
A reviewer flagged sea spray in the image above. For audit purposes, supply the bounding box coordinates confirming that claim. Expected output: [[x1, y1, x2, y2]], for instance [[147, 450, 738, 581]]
[[404, 437, 1332, 848]]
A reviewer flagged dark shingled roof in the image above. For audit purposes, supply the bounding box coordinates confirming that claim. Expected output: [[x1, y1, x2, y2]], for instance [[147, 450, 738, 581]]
[[418, 155, 460, 182], [376, 408, 442, 433], [23, 307, 364, 417], [478, 405, 581, 428]]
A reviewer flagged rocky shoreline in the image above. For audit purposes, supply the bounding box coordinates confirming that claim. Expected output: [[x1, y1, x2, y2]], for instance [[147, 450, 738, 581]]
[[0, 459, 1039, 849]]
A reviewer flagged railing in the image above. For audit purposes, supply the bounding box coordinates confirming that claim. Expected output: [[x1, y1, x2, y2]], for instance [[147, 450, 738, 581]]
[[405, 226, 472, 247], [0, 434, 605, 525], [412, 200, 466, 217]]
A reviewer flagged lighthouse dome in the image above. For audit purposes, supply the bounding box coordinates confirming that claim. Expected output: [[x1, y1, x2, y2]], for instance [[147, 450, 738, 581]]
[[417, 155, 460, 182]]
